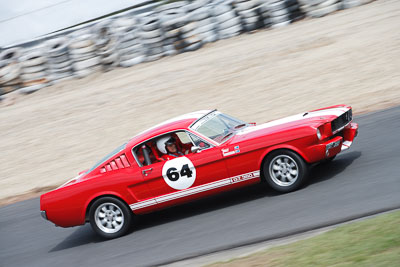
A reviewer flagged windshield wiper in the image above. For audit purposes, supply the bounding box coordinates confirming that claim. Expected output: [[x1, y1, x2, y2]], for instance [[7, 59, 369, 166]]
[[220, 132, 233, 141], [234, 123, 247, 129]]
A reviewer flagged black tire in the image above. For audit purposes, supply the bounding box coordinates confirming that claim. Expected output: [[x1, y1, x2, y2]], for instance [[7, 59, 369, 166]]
[[89, 197, 133, 239], [263, 150, 309, 193]]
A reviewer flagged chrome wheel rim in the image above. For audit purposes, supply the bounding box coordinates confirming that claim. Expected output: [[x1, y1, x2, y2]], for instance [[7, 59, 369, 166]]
[[269, 155, 299, 187], [94, 203, 124, 234]]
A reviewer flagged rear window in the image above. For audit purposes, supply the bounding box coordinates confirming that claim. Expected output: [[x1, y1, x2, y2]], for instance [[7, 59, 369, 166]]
[[86, 143, 127, 174]]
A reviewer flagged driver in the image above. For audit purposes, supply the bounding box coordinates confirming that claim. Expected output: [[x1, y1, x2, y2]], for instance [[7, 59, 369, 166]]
[[157, 136, 188, 160]]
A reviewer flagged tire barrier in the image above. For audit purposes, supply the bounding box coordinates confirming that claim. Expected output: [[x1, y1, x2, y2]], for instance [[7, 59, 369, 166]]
[[45, 37, 74, 83], [342, 0, 373, 9], [261, 0, 298, 29], [286, 0, 306, 22], [214, 3, 242, 39], [181, 22, 203, 52], [159, 10, 181, 54], [3, 0, 375, 97], [68, 29, 101, 78], [186, 1, 218, 44], [298, 0, 341, 17], [233, 0, 264, 32], [0, 48, 22, 95], [92, 20, 120, 71], [112, 17, 146, 67], [157, 3, 186, 55], [139, 15, 165, 61], [18, 48, 50, 94]]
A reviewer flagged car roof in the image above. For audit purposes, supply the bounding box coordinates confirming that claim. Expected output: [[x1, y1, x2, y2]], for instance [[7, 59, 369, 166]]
[[127, 110, 214, 147]]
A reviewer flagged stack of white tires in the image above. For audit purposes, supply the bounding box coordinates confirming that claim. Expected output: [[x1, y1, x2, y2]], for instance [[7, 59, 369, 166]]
[[1, 0, 377, 96], [233, 0, 263, 32], [286, 0, 306, 22], [139, 14, 165, 61], [260, 0, 292, 28], [112, 17, 145, 68], [213, 3, 242, 39], [186, 0, 217, 44], [342, 0, 373, 9], [92, 20, 120, 71], [180, 21, 203, 52], [0, 48, 21, 95], [46, 37, 74, 83], [69, 30, 101, 78], [19, 48, 49, 94], [157, 1, 188, 55], [298, 0, 341, 17]]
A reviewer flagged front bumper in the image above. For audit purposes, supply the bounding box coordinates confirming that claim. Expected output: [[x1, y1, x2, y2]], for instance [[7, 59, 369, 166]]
[[341, 122, 358, 151], [325, 136, 342, 158], [308, 122, 358, 162], [326, 122, 358, 157]]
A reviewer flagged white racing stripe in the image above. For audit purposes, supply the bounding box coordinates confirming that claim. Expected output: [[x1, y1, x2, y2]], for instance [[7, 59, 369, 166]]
[[129, 199, 158, 209], [129, 170, 260, 210], [238, 107, 349, 135]]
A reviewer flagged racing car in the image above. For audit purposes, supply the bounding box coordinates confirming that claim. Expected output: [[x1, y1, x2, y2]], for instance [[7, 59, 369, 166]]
[[40, 105, 358, 238]]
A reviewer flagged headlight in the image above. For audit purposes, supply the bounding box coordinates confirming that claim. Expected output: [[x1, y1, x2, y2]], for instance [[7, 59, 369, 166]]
[[317, 128, 322, 140]]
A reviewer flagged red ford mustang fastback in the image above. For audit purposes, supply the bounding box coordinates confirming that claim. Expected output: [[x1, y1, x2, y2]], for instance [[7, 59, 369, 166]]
[[40, 105, 358, 238]]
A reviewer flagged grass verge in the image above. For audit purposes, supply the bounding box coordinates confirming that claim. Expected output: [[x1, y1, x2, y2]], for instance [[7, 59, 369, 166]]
[[208, 210, 400, 267]]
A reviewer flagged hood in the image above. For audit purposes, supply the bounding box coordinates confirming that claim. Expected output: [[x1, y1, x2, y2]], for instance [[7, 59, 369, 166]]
[[232, 106, 350, 142]]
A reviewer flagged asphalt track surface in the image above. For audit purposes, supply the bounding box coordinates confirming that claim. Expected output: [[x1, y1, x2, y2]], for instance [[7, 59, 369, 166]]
[[1, 106, 400, 267]]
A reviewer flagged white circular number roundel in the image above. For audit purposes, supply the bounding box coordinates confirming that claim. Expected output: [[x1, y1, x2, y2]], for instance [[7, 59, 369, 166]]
[[162, 157, 196, 190]]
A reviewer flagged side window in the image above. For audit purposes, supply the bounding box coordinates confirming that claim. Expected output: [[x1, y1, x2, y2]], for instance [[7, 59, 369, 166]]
[[132, 131, 198, 166], [176, 131, 192, 145], [132, 131, 214, 166], [188, 133, 211, 149], [132, 142, 161, 167], [133, 136, 168, 167]]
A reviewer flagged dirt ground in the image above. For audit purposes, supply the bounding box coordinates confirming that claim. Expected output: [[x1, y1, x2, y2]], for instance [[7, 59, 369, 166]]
[[1, 0, 399, 206]]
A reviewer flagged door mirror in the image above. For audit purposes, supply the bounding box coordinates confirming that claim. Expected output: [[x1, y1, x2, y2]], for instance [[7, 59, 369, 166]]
[[191, 146, 201, 153]]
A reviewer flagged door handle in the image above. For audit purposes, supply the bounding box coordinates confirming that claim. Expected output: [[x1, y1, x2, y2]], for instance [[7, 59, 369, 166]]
[[142, 168, 153, 176]]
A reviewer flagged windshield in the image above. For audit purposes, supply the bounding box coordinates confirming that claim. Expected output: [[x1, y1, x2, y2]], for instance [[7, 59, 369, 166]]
[[191, 112, 246, 143], [86, 143, 127, 174]]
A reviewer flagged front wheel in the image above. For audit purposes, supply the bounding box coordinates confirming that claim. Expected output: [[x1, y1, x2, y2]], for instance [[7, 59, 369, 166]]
[[89, 197, 132, 239], [263, 150, 309, 193]]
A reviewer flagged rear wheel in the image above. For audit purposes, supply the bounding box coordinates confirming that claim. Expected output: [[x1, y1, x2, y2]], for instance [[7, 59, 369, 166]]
[[89, 197, 132, 239], [263, 150, 309, 193]]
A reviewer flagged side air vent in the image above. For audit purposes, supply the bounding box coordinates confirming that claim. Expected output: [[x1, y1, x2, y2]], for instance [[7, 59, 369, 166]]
[[100, 154, 130, 173]]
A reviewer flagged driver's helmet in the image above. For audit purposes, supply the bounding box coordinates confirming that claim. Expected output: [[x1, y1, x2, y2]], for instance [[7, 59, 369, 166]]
[[156, 135, 176, 154]]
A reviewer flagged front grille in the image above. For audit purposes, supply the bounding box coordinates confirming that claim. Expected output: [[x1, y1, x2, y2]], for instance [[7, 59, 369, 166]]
[[329, 129, 344, 141], [331, 109, 352, 133]]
